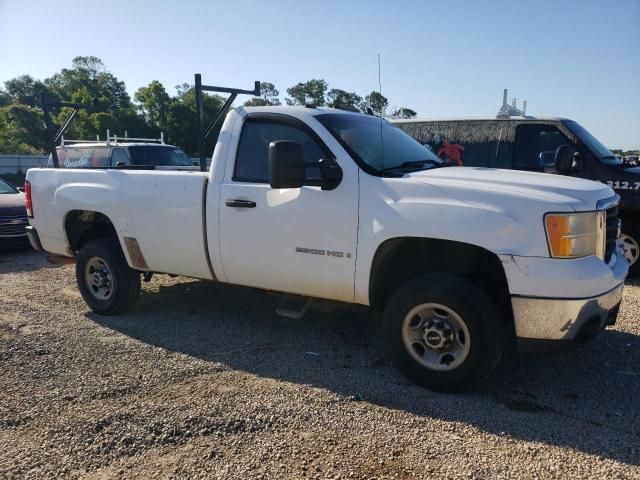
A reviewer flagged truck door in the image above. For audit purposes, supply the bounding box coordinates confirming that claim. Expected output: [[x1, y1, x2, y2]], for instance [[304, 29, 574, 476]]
[[513, 123, 582, 174], [217, 114, 359, 302]]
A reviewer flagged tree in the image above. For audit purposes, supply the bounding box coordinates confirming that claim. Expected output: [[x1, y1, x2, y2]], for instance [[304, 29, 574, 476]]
[[259, 82, 281, 105], [0, 89, 11, 107], [244, 81, 281, 107], [244, 98, 270, 107], [166, 85, 225, 155], [326, 89, 362, 111], [0, 104, 46, 154], [364, 91, 388, 114], [45, 56, 131, 114], [0, 56, 154, 153], [134, 80, 171, 131], [4, 75, 46, 107], [285, 79, 328, 106], [392, 107, 417, 119]]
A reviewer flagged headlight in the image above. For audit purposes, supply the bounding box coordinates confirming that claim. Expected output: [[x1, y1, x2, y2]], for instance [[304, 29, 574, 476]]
[[545, 211, 606, 259]]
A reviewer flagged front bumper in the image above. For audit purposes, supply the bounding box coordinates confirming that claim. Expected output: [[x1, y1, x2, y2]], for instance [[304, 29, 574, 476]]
[[513, 282, 623, 353], [504, 249, 628, 353]]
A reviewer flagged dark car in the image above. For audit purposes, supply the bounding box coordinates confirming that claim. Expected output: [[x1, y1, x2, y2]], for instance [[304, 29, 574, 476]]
[[0, 177, 30, 250], [394, 116, 640, 277]]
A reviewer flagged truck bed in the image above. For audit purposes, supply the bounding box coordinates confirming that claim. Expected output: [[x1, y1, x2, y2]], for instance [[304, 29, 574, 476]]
[[27, 168, 213, 280]]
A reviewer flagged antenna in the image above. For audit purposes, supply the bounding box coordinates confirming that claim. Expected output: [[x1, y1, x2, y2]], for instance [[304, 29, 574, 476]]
[[377, 54, 384, 170], [377, 54, 382, 100]]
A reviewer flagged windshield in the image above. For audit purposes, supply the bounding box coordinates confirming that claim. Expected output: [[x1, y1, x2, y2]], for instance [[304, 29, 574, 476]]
[[0, 178, 18, 194], [316, 113, 442, 174], [128, 146, 193, 167], [562, 120, 622, 166]]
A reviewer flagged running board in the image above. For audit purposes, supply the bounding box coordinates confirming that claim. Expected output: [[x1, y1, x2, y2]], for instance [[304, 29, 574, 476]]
[[276, 295, 312, 320]]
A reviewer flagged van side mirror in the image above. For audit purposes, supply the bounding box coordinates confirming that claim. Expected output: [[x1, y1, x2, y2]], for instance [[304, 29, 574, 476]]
[[554, 145, 574, 172], [268, 141, 305, 189], [571, 151, 583, 171]]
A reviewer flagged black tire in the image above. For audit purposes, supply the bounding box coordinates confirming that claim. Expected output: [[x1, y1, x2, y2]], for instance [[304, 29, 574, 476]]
[[76, 238, 141, 315], [620, 220, 640, 278], [382, 273, 503, 392]]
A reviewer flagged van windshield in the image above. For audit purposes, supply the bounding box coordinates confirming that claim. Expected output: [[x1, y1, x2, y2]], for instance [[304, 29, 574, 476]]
[[316, 113, 442, 174], [128, 146, 193, 167], [562, 120, 622, 166]]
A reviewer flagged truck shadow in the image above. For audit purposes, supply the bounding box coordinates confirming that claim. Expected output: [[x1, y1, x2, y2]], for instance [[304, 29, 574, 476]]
[[88, 278, 640, 466]]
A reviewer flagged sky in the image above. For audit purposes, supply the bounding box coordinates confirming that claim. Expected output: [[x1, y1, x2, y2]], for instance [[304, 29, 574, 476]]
[[0, 0, 639, 149]]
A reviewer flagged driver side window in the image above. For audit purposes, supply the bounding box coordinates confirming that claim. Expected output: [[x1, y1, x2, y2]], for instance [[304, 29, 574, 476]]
[[514, 124, 572, 170], [234, 118, 329, 183], [110, 148, 130, 166]]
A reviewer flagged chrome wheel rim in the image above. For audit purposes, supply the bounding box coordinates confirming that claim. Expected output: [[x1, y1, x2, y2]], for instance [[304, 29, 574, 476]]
[[85, 256, 114, 300], [620, 234, 639, 266], [401, 303, 471, 371]]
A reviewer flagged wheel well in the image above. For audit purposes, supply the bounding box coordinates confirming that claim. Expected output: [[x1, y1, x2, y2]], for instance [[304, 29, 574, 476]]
[[65, 210, 118, 255], [369, 237, 512, 323], [620, 209, 640, 226]]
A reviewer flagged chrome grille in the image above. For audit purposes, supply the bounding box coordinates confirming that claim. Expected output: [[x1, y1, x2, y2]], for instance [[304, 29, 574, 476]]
[[0, 214, 28, 237], [605, 205, 619, 264]]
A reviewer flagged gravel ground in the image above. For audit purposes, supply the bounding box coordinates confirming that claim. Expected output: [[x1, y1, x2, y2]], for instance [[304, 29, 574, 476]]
[[0, 249, 639, 479]]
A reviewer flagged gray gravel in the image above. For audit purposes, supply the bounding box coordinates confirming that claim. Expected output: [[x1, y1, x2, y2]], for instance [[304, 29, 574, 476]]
[[0, 249, 639, 479]]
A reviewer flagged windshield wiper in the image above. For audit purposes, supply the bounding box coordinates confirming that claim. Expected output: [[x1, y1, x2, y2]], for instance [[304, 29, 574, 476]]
[[381, 159, 445, 174]]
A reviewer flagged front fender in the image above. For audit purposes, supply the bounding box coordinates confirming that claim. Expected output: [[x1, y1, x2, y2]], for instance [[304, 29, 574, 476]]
[[354, 173, 559, 305]]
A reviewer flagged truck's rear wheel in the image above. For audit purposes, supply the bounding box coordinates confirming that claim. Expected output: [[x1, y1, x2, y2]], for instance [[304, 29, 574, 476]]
[[620, 221, 639, 278], [76, 239, 141, 315], [382, 274, 502, 392]]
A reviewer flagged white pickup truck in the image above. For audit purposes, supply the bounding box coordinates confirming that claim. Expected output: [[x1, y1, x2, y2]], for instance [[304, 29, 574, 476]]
[[25, 106, 628, 391]]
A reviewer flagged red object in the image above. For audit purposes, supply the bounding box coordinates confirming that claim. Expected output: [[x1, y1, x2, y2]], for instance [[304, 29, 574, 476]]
[[437, 140, 465, 166], [25, 180, 33, 218]]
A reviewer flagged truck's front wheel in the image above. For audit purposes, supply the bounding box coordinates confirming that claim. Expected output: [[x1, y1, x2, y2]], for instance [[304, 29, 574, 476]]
[[76, 239, 141, 315], [620, 221, 640, 278], [382, 274, 503, 392]]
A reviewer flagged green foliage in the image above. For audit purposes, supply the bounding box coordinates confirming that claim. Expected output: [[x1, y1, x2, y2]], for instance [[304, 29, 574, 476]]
[[91, 112, 119, 134], [0, 103, 47, 153], [365, 91, 389, 114], [244, 82, 281, 107], [392, 107, 417, 119], [46, 56, 131, 114], [326, 89, 362, 111], [165, 85, 225, 155], [244, 98, 270, 107], [4, 75, 46, 107], [134, 80, 171, 131], [0, 89, 11, 107], [0, 57, 418, 156], [286, 79, 328, 106]]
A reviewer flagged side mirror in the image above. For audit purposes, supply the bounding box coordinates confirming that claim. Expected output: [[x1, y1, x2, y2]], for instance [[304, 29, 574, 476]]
[[268, 141, 305, 189], [571, 151, 583, 171], [554, 145, 574, 172], [16, 187, 25, 193]]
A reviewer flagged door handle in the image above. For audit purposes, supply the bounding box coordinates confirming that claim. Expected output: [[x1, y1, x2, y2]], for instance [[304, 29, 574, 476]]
[[225, 199, 257, 208]]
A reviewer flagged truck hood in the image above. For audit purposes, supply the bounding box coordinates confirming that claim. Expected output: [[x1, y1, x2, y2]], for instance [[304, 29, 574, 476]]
[[407, 167, 613, 211], [0, 192, 27, 217]]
